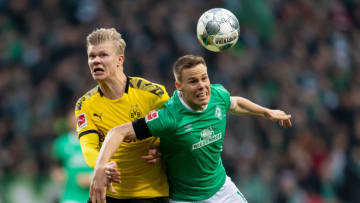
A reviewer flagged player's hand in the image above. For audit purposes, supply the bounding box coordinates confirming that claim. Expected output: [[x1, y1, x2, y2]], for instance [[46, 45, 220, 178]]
[[90, 165, 116, 203], [105, 161, 121, 183], [141, 145, 161, 164], [264, 109, 292, 128]]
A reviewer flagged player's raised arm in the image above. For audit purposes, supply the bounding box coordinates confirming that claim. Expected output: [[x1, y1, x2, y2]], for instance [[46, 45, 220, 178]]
[[228, 96, 292, 128]]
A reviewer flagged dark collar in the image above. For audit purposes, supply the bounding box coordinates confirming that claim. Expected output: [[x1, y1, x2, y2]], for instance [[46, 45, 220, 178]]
[[124, 76, 129, 93], [97, 76, 129, 97]]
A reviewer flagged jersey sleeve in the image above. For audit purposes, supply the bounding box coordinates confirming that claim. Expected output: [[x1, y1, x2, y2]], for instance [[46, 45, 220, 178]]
[[75, 98, 100, 168], [212, 84, 231, 110], [144, 108, 176, 139], [75, 97, 98, 137], [150, 84, 170, 110], [129, 77, 170, 111]]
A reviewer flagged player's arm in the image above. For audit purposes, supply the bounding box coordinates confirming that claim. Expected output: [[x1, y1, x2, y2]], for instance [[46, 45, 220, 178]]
[[95, 122, 136, 168], [79, 133, 100, 168], [228, 96, 292, 127], [75, 96, 102, 168], [90, 119, 151, 202], [94, 118, 151, 168], [228, 96, 270, 116]]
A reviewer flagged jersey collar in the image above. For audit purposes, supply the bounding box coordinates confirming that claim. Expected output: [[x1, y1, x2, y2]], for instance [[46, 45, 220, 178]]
[[97, 76, 130, 97], [124, 76, 129, 93], [177, 91, 208, 112]]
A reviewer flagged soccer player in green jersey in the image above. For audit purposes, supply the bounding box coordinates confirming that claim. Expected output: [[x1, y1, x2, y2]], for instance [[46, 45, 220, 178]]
[[90, 55, 292, 203], [53, 109, 93, 203]]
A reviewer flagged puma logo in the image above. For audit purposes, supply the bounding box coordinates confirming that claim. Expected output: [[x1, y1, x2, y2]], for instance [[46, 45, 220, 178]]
[[93, 113, 102, 120]]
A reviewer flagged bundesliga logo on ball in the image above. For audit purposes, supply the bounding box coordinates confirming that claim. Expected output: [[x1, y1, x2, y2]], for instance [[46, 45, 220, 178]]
[[197, 8, 240, 52]]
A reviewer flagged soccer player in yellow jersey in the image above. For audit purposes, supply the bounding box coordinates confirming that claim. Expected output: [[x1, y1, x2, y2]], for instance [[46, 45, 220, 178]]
[[75, 28, 169, 203]]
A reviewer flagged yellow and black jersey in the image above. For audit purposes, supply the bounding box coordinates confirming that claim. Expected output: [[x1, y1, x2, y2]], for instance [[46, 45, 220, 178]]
[[75, 76, 169, 198]]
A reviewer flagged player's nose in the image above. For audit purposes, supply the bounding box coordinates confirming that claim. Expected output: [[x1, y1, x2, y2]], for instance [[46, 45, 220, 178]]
[[91, 56, 101, 64], [198, 81, 207, 89]]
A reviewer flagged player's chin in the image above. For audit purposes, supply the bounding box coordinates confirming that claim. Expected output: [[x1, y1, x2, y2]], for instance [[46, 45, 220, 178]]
[[196, 98, 210, 106], [93, 75, 107, 81]]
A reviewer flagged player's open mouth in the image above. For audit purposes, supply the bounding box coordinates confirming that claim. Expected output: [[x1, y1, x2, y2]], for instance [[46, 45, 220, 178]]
[[93, 68, 104, 73], [197, 92, 207, 98]]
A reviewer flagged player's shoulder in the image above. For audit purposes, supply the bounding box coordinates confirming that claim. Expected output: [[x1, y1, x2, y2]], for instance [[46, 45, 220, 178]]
[[211, 84, 229, 95], [210, 84, 231, 104], [128, 76, 166, 97], [161, 92, 182, 118], [148, 104, 177, 127], [75, 86, 101, 111]]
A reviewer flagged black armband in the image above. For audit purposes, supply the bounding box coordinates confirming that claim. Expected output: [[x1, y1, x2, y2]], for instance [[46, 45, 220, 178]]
[[132, 118, 152, 140]]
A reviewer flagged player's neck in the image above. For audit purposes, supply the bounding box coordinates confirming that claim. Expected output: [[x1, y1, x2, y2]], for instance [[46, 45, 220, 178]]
[[99, 72, 127, 99], [178, 91, 207, 112]]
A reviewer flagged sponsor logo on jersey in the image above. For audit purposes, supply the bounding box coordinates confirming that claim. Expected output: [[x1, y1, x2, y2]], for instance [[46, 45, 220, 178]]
[[215, 106, 222, 120], [192, 126, 222, 150], [200, 127, 213, 140], [77, 113, 87, 130], [145, 110, 159, 122]]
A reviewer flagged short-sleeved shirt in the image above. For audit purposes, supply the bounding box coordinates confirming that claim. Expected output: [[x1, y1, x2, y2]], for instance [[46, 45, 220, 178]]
[[143, 84, 231, 202], [75, 76, 169, 198]]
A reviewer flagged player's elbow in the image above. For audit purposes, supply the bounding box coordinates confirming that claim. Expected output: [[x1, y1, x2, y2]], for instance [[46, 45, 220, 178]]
[[107, 122, 134, 142]]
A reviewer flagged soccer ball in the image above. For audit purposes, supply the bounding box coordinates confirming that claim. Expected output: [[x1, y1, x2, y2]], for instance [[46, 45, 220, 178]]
[[197, 8, 240, 52]]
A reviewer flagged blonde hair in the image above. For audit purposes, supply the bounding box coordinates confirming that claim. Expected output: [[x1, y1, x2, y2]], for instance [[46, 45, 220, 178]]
[[173, 55, 206, 82], [86, 28, 126, 55]]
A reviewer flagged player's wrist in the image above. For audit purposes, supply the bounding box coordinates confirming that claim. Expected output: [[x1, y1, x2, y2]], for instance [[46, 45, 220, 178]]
[[94, 163, 106, 172], [263, 109, 271, 118]]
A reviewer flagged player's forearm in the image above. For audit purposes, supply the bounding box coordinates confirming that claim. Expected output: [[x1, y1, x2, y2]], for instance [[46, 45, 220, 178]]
[[229, 96, 269, 117], [94, 131, 125, 169], [94, 122, 134, 170]]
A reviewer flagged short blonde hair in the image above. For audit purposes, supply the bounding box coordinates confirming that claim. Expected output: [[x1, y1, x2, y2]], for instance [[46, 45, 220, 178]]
[[173, 55, 206, 82], [86, 28, 126, 55]]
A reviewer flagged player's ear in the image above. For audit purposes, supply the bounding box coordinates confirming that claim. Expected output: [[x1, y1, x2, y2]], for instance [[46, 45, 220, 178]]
[[117, 55, 124, 67], [175, 80, 182, 91]]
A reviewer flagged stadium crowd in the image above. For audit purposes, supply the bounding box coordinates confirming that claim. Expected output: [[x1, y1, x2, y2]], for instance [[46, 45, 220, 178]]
[[1, 0, 360, 202]]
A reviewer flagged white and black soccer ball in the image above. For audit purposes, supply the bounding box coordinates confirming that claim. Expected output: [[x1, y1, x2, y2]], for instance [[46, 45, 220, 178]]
[[196, 8, 240, 52]]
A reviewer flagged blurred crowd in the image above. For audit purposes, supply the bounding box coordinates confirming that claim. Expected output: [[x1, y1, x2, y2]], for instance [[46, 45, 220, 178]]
[[1, 0, 360, 202]]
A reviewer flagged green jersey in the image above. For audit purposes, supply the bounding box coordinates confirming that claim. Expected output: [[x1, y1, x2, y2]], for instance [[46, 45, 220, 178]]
[[53, 132, 92, 203], [145, 84, 231, 201]]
